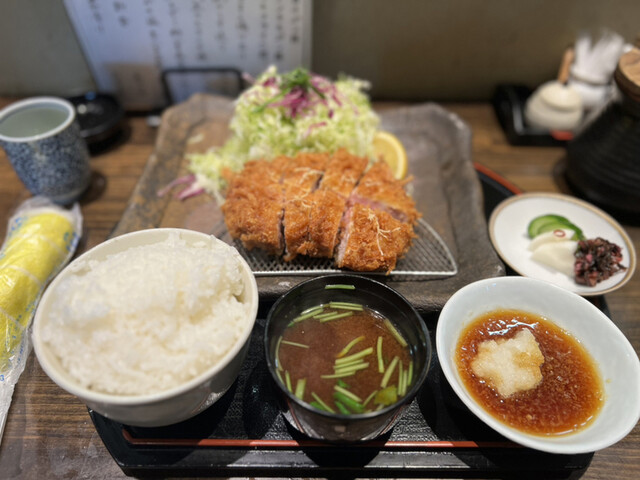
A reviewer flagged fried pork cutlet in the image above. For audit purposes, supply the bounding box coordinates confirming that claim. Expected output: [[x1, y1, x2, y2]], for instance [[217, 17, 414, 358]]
[[282, 153, 328, 260], [222, 150, 419, 273], [319, 149, 369, 196], [350, 161, 420, 225], [302, 188, 346, 258], [335, 203, 416, 273], [221, 157, 290, 255], [302, 151, 369, 258]]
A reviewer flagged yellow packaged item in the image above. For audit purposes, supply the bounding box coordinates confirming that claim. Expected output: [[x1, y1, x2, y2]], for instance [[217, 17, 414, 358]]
[[1, 311, 24, 360], [0, 197, 82, 373], [0, 265, 42, 324], [3, 212, 75, 253], [1, 219, 70, 284], [1, 197, 82, 445]]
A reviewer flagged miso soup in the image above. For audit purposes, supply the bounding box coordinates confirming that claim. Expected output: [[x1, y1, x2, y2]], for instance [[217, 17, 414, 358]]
[[275, 302, 414, 415]]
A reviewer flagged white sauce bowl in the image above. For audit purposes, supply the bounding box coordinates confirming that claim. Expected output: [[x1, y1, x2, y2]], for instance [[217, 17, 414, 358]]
[[436, 276, 640, 454]]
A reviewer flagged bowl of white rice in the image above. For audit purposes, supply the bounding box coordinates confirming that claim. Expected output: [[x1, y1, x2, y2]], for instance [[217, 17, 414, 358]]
[[32, 228, 258, 427]]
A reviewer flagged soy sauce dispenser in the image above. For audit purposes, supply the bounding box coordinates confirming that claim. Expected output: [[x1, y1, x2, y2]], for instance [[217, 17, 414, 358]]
[[565, 46, 640, 224]]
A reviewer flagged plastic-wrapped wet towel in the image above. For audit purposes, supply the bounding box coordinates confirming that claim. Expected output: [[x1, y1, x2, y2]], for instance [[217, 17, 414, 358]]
[[0, 197, 82, 444]]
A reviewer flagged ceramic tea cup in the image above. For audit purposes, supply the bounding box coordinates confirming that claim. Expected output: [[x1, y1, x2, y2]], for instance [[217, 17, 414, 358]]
[[0, 97, 91, 204]]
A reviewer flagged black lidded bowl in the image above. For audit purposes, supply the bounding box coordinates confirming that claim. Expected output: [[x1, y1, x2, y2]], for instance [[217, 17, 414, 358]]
[[264, 274, 431, 443]]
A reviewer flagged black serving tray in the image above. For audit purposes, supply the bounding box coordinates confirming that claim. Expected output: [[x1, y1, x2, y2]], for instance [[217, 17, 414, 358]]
[[89, 167, 599, 478]]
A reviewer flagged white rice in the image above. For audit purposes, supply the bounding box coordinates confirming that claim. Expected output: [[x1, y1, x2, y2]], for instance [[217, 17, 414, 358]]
[[40, 232, 251, 396]]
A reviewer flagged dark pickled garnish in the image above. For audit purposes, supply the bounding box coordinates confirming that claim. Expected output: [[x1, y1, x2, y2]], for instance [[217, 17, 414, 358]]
[[574, 238, 626, 286]]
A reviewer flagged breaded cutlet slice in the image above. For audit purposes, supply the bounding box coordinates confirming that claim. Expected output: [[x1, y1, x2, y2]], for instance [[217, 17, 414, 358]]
[[349, 161, 420, 225], [300, 150, 368, 258], [335, 203, 416, 273], [320, 149, 369, 197], [222, 157, 290, 255], [300, 188, 346, 258], [282, 153, 328, 260]]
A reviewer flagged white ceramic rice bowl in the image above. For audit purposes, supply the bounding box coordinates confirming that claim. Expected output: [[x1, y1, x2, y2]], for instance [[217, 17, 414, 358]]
[[32, 228, 258, 427], [436, 276, 640, 454]]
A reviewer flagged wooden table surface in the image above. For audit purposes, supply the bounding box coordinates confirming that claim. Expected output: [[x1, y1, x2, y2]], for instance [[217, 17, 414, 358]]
[[0, 100, 638, 479]]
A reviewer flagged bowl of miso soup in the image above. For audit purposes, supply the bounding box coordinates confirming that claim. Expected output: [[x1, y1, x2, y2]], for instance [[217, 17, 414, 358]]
[[264, 274, 431, 443]]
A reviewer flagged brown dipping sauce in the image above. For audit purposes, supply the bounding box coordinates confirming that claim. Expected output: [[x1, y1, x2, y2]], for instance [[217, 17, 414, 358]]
[[456, 309, 604, 436]]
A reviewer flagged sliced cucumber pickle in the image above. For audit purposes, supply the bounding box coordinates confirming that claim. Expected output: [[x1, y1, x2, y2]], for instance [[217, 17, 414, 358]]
[[527, 214, 585, 240], [527, 214, 571, 238], [536, 221, 584, 240]]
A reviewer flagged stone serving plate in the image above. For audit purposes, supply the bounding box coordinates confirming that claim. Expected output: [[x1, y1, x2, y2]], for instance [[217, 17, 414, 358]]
[[111, 94, 505, 313]]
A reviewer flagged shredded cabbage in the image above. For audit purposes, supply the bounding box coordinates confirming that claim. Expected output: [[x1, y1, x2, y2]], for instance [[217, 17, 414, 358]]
[[188, 66, 379, 199]]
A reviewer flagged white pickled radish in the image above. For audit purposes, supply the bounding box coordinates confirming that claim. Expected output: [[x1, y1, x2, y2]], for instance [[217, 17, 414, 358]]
[[528, 228, 575, 251], [530, 241, 578, 276]]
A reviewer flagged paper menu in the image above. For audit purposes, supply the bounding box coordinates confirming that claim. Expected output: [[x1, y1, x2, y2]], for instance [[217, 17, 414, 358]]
[[64, 0, 312, 110]]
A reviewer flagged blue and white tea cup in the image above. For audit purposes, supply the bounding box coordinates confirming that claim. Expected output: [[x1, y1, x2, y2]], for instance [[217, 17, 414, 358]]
[[0, 97, 90, 204]]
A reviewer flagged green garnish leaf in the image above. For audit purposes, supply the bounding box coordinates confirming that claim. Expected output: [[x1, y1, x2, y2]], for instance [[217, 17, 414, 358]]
[[334, 385, 362, 403], [252, 67, 319, 114], [336, 335, 365, 358], [311, 392, 335, 413], [363, 390, 378, 407], [381, 356, 399, 388], [328, 302, 363, 311], [383, 318, 408, 348], [320, 372, 356, 379], [281, 340, 309, 349], [337, 379, 350, 389], [324, 284, 356, 290], [275, 336, 283, 371], [334, 400, 351, 415], [333, 362, 369, 375], [376, 336, 384, 373], [291, 306, 324, 324], [334, 392, 365, 413], [310, 400, 327, 411], [314, 310, 342, 319], [294, 378, 307, 399], [335, 347, 374, 365], [319, 311, 353, 322], [375, 385, 398, 406], [285, 370, 292, 392]]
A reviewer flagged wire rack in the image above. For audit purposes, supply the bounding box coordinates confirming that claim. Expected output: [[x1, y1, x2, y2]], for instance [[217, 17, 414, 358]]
[[212, 218, 457, 280]]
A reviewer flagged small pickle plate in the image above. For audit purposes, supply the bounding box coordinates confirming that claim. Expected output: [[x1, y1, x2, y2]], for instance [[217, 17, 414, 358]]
[[489, 192, 636, 296]]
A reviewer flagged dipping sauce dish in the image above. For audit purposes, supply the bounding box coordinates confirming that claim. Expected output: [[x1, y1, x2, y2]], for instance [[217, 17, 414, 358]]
[[436, 276, 640, 454]]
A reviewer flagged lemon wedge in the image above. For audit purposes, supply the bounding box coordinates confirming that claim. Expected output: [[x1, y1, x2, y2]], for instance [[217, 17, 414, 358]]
[[372, 131, 408, 179]]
